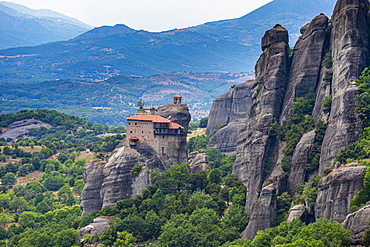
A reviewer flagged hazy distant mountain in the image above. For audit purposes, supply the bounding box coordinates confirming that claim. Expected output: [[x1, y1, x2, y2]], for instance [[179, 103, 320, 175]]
[[189, 0, 336, 45], [0, 0, 336, 83], [0, 1, 92, 49]]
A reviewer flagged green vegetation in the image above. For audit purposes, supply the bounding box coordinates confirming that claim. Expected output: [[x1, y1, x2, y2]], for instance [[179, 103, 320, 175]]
[[333, 66, 370, 164], [294, 176, 321, 206], [83, 162, 249, 247], [199, 117, 209, 128], [350, 163, 370, 212], [224, 218, 351, 247], [322, 94, 332, 114], [270, 93, 324, 174]]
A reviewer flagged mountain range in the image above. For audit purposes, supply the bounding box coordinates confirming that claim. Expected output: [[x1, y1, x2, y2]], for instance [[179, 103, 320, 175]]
[[0, 0, 336, 83], [0, 1, 92, 50]]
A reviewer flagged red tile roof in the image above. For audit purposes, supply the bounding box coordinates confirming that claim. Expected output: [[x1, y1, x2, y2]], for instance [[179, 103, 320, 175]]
[[126, 114, 185, 129], [129, 137, 139, 140], [169, 122, 184, 129], [127, 114, 171, 123]]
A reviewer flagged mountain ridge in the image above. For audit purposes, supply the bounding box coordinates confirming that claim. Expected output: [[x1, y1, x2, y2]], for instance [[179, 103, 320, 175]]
[[0, 1, 92, 49], [0, 0, 336, 82]]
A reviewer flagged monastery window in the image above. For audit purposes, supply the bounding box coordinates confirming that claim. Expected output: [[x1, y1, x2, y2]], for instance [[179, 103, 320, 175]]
[[162, 147, 164, 154], [142, 131, 144, 133], [135, 123, 137, 125], [130, 131, 132, 133]]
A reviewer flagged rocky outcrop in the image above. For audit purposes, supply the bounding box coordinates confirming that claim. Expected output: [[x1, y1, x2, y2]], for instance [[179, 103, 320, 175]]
[[205, 82, 253, 136], [188, 150, 210, 173], [80, 161, 105, 217], [287, 204, 307, 222], [287, 130, 316, 195], [157, 104, 191, 165], [101, 143, 164, 208], [0, 119, 52, 140], [206, 118, 247, 155], [315, 165, 366, 222], [78, 216, 114, 237], [81, 104, 191, 214], [319, 0, 369, 173], [233, 26, 289, 214], [280, 14, 329, 124], [241, 184, 277, 240], [342, 203, 370, 245]]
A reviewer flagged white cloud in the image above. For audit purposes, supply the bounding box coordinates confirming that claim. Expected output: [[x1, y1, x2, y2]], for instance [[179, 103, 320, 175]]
[[5, 0, 272, 31]]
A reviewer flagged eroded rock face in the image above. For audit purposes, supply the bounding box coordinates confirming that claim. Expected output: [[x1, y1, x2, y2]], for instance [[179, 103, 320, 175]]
[[157, 104, 191, 165], [287, 130, 316, 195], [342, 203, 370, 245], [78, 216, 114, 237], [315, 166, 366, 222], [188, 150, 210, 173], [233, 26, 289, 213], [287, 204, 307, 222], [101, 143, 164, 208], [206, 118, 247, 155], [319, 0, 368, 173], [280, 14, 329, 124], [241, 185, 277, 240], [80, 161, 105, 217], [205, 82, 253, 136]]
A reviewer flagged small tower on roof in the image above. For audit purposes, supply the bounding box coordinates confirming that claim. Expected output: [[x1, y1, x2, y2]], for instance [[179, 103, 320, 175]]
[[173, 95, 182, 104]]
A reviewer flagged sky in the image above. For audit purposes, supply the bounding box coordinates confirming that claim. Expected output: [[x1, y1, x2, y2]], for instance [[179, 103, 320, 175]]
[[5, 0, 272, 31]]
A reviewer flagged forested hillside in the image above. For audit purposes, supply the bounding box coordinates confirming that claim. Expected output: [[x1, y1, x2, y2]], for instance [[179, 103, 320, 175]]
[[0, 72, 251, 125]]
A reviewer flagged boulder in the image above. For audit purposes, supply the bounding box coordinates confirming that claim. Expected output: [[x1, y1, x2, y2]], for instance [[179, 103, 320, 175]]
[[101, 143, 164, 208], [287, 204, 307, 222], [342, 203, 370, 245], [188, 151, 210, 173], [78, 216, 114, 237], [315, 165, 366, 222]]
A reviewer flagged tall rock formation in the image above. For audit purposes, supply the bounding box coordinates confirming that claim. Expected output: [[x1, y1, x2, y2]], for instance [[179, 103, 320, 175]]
[[233, 26, 289, 217], [319, 0, 368, 173], [205, 81, 253, 136], [231, 0, 370, 239], [280, 14, 329, 124]]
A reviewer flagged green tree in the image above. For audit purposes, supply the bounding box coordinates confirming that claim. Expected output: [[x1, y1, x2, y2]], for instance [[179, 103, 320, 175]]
[[53, 229, 79, 247], [199, 117, 209, 128], [113, 231, 136, 247], [2, 172, 16, 186]]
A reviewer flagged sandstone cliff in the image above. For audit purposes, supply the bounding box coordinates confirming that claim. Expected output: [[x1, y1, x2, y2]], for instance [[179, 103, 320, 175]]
[[319, 0, 368, 173], [205, 81, 253, 136], [206, 118, 247, 155], [280, 14, 329, 124], [231, 0, 370, 240], [315, 165, 366, 222], [342, 203, 370, 245], [233, 25, 289, 214]]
